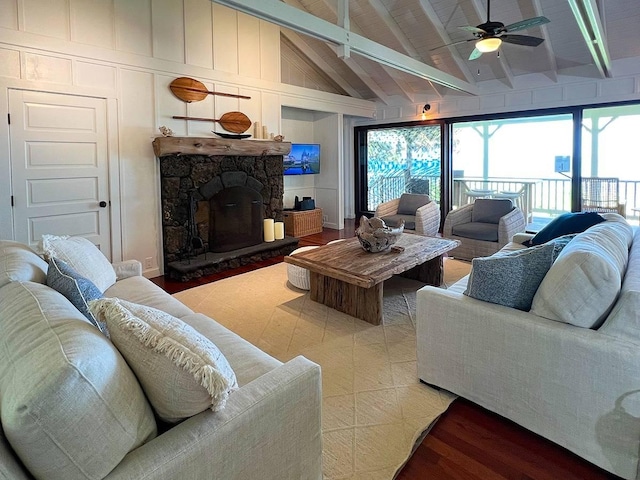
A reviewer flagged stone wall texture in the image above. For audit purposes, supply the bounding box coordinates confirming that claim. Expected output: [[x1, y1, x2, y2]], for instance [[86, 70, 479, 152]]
[[159, 154, 285, 265]]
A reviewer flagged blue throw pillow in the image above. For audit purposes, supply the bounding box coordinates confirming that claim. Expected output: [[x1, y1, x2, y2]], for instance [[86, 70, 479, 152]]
[[46, 257, 109, 337], [527, 212, 605, 246], [464, 244, 555, 311]]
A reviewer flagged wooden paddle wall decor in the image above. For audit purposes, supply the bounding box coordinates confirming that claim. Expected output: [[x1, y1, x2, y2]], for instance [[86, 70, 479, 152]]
[[170, 77, 251, 102], [172, 111, 252, 134]]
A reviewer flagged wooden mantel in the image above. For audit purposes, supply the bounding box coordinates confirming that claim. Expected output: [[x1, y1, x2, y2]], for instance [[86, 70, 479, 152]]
[[152, 136, 292, 157]]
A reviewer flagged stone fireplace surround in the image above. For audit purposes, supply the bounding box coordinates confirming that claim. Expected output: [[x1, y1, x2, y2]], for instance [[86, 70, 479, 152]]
[[154, 137, 299, 281]]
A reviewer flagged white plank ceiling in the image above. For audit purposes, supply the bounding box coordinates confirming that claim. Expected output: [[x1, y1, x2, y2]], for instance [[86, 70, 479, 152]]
[[276, 0, 640, 102]]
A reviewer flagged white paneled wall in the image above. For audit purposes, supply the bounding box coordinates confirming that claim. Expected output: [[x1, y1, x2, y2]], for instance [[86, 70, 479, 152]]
[[119, 69, 158, 271], [0, 0, 375, 277], [366, 57, 640, 126], [114, 0, 153, 56]]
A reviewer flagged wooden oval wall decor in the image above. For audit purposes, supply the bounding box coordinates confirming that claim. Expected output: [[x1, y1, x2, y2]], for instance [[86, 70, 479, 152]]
[[169, 77, 251, 102], [172, 111, 252, 134]]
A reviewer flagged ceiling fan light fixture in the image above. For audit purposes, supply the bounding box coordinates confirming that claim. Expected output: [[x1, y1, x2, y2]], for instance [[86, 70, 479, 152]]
[[476, 37, 502, 53]]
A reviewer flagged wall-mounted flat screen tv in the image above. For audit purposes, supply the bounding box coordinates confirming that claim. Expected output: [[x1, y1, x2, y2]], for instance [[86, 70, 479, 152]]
[[283, 143, 320, 175]]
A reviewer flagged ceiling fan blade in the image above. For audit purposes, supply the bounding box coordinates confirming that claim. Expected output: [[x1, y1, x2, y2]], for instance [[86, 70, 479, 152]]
[[469, 48, 483, 60], [459, 25, 487, 34], [430, 38, 475, 51], [502, 34, 545, 47], [504, 16, 550, 33]]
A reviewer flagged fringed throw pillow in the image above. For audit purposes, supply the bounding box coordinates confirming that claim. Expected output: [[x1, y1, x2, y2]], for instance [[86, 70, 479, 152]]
[[89, 298, 238, 423]]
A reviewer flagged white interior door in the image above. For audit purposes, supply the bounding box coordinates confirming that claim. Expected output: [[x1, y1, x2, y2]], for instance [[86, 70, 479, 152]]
[[9, 90, 112, 258]]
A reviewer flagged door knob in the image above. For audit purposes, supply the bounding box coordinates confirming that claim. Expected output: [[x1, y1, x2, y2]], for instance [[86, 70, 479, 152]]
[[99, 201, 107, 208]]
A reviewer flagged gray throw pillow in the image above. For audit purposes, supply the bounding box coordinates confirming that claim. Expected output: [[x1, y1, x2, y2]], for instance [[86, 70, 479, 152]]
[[464, 244, 555, 311], [547, 234, 577, 261], [471, 198, 514, 224], [397, 193, 431, 215], [47, 257, 108, 337]]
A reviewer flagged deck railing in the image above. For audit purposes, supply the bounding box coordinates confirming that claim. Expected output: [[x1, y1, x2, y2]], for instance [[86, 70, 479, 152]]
[[368, 174, 640, 222]]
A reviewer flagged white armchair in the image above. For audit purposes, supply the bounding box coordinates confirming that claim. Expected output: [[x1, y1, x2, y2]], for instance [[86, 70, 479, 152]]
[[443, 198, 526, 260], [375, 193, 440, 236]]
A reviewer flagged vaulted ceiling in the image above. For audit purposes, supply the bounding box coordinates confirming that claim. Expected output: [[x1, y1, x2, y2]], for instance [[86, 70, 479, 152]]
[[216, 0, 640, 104]]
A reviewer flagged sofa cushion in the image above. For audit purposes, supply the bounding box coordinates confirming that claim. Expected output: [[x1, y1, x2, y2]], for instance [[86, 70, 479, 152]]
[[0, 281, 157, 480], [471, 199, 514, 224], [46, 257, 108, 336], [0, 428, 31, 480], [0, 240, 48, 288], [531, 219, 633, 328], [89, 298, 239, 423], [397, 193, 431, 215], [105, 275, 194, 319], [527, 212, 605, 246], [464, 243, 555, 310], [452, 222, 499, 241], [381, 214, 414, 230], [40, 235, 116, 292]]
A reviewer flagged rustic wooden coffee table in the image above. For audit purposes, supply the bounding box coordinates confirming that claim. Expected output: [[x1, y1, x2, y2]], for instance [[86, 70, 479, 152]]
[[284, 234, 460, 325]]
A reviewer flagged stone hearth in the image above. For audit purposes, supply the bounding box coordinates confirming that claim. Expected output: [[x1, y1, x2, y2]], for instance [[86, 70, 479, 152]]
[[155, 138, 298, 280]]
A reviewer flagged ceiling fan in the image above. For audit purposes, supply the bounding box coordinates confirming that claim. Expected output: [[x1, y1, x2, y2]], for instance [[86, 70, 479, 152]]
[[435, 0, 550, 60]]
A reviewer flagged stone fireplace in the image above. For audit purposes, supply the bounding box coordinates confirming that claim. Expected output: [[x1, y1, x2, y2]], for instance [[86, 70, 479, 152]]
[[154, 137, 299, 281]]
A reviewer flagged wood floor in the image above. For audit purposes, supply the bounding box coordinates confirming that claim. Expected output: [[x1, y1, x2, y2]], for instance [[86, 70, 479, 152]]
[[151, 222, 621, 480]]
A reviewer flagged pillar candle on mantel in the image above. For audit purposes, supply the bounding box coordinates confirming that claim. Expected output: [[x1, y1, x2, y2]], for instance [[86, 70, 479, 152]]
[[254, 121, 261, 139], [263, 219, 275, 242], [274, 221, 285, 240], [262, 125, 269, 139]]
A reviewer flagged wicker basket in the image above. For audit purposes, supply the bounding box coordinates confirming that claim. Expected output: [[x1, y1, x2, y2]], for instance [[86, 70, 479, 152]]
[[283, 208, 323, 237]]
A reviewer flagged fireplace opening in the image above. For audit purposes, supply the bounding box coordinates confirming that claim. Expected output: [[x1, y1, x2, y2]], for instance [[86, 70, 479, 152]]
[[209, 185, 263, 252]]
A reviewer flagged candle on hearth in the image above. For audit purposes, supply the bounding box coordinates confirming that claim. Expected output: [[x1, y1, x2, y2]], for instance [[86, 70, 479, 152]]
[[263, 218, 275, 242], [274, 221, 285, 240]]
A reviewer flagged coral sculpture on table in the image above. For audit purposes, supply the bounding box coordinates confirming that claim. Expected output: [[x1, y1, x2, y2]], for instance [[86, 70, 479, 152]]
[[356, 216, 404, 252]]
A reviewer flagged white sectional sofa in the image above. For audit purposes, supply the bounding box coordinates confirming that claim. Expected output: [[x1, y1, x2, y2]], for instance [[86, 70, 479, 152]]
[[416, 213, 640, 479], [0, 239, 322, 480]]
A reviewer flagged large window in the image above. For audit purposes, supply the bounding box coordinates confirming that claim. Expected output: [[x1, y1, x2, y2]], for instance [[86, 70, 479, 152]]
[[581, 104, 640, 216], [452, 114, 573, 228], [362, 125, 441, 212], [354, 100, 640, 229]]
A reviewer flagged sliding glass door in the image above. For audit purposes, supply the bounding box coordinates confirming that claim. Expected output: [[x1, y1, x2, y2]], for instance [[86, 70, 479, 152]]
[[359, 125, 441, 213], [581, 104, 640, 219], [451, 114, 573, 229], [354, 99, 640, 230]]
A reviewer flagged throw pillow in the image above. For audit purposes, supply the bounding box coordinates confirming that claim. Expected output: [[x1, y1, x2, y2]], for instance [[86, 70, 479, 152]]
[[397, 193, 431, 215], [46, 257, 108, 337], [531, 219, 633, 328], [527, 212, 605, 246], [89, 298, 239, 423], [0, 282, 157, 480], [464, 243, 555, 311], [547, 234, 577, 262], [39, 235, 116, 292], [0, 240, 48, 288]]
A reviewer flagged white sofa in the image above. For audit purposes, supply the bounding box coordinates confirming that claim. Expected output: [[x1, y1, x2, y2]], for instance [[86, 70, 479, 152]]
[[0, 239, 322, 480], [416, 213, 640, 479]]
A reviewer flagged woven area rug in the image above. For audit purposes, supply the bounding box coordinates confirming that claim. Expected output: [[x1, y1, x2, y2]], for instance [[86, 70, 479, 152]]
[[174, 257, 470, 479]]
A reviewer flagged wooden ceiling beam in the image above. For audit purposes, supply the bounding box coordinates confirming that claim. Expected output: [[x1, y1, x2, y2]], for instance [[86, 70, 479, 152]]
[[281, 29, 362, 98], [567, 0, 612, 78], [210, 0, 479, 95]]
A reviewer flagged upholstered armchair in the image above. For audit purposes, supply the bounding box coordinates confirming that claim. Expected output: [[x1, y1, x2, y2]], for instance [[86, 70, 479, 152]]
[[443, 198, 526, 260], [375, 193, 440, 236]]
